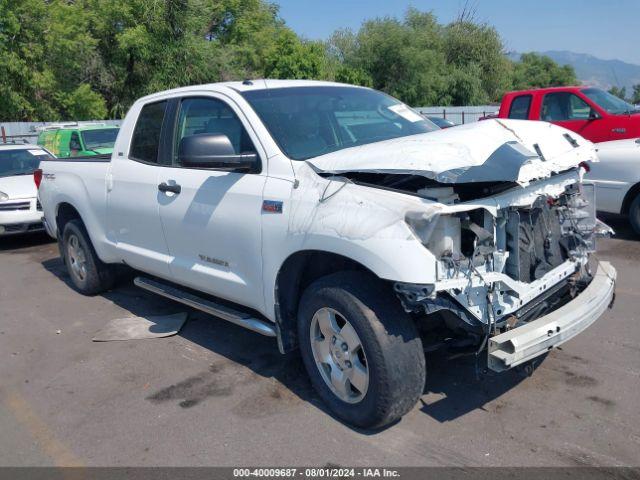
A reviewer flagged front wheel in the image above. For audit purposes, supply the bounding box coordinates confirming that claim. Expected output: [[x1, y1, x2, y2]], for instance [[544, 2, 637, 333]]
[[297, 271, 425, 429]]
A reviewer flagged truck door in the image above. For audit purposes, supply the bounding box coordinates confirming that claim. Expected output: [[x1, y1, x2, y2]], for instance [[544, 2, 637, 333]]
[[107, 100, 173, 277], [540, 92, 605, 142], [156, 95, 267, 312]]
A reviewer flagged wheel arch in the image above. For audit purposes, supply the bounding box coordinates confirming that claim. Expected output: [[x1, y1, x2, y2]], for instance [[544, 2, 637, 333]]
[[621, 182, 640, 215], [55, 202, 84, 259], [274, 249, 385, 353], [56, 202, 83, 234]]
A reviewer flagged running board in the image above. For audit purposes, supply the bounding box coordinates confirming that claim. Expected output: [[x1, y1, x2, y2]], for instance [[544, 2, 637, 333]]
[[133, 277, 277, 337]]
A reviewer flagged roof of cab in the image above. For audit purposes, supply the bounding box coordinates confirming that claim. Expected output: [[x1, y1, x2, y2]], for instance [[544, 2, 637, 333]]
[[503, 86, 591, 97], [135, 79, 365, 103]]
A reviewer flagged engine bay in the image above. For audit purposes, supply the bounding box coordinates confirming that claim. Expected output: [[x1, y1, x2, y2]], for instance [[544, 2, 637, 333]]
[[394, 179, 611, 340]]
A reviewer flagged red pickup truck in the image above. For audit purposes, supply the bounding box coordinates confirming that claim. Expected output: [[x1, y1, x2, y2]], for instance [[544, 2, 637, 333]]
[[497, 86, 640, 143]]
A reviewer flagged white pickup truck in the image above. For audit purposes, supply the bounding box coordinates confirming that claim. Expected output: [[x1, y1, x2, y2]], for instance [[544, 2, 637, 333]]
[[38, 80, 616, 428]]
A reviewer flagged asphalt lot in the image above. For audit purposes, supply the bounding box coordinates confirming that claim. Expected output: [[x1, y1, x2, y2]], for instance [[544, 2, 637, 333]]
[[0, 214, 638, 467]]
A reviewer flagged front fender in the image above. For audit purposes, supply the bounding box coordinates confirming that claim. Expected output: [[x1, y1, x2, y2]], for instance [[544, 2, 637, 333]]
[[260, 167, 439, 320]]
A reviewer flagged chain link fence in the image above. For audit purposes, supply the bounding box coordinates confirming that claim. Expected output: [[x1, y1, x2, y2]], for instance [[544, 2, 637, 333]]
[[415, 105, 499, 125]]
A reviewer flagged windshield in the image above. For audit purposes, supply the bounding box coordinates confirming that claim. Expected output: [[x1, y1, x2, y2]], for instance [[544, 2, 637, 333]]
[[581, 88, 638, 115], [0, 148, 52, 178], [240, 86, 438, 160], [81, 128, 119, 150]]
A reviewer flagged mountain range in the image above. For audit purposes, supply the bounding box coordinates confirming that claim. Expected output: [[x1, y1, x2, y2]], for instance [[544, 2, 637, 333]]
[[509, 50, 640, 95]]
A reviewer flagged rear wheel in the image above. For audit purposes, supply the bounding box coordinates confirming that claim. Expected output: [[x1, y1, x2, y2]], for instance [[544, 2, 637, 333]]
[[297, 271, 425, 429], [629, 195, 640, 236], [62, 219, 115, 295]]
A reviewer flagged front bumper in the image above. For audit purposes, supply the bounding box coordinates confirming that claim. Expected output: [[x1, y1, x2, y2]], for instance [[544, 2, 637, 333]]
[[0, 197, 43, 236], [487, 261, 616, 372], [0, 222, 45, 236]]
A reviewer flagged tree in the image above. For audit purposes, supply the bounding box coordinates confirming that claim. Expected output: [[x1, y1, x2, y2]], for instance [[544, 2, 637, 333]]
[[0, 2, 588, 120], [511, 53, 578, 91], [327, 11, 450, 106], [608, 86, 628, 101], [262, 30, 329, 79], [442, 18, 511, 104], [0, 0, 106, 120], [632, 84, 640, 105], [326, 9, 560, 107], [83, 0, 227, 116]]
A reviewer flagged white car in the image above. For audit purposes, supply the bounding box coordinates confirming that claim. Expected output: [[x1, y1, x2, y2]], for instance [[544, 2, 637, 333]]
[[37, 80, 615, 428], [0, 143, 53, 236], [590, 138, 640, 234]]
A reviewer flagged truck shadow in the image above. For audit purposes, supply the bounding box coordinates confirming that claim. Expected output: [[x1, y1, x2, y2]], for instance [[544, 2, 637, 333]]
[[598, 212, 637, 241], [419, 352, 536, 423], [41, 255, 538, 431], [0, 232, 54, 251]]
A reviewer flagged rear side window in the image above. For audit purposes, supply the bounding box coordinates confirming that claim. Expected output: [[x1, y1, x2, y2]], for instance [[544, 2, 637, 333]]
[[130, 101, 167, 163], [508, 95, 532, 120]]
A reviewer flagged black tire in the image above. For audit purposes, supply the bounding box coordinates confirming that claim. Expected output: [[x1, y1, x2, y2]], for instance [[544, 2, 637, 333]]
[[629, 195, 640, 236], [62, 219, 115, 295], [297, 271, 425, 429]]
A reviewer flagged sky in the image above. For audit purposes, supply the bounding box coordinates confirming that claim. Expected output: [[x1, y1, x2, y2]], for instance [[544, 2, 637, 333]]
[[275, 0, 640, 65]]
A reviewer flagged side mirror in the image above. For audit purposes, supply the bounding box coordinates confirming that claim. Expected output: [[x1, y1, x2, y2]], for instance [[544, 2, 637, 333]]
[[588, 109, 601, 120], [178, 133, 259, 172]]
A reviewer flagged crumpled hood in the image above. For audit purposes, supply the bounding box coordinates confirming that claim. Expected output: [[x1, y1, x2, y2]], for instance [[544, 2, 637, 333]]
[[0, 174, 37, 200], [306, 119, 597, 185]]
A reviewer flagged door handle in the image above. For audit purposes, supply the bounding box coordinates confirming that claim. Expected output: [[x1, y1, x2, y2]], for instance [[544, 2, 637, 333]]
[[158, 182, 181, 194]]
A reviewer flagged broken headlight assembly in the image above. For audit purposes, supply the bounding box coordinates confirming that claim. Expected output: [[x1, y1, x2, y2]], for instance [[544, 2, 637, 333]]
[[404, 210, 441, 246]]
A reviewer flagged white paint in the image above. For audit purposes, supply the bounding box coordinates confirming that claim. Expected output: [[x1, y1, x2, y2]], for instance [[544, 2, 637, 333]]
[[590, 138, 640, 214]]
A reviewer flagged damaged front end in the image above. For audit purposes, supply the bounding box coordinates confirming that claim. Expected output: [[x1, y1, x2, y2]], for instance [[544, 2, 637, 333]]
[[305, 119, 616, 371], [394, 178, 615, 371]]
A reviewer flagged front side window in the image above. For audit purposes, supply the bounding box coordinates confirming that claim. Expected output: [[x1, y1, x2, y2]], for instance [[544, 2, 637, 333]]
[[130, 101, 167, 163], [0, 149, 53, 178], [241, 86, 437, 161], [81, 128, 119, 151], [174, 97, 255, 165], [581, 87, 638, 115], [541, 92, 591, 121], [508, 95, 532, 120]]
